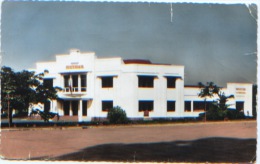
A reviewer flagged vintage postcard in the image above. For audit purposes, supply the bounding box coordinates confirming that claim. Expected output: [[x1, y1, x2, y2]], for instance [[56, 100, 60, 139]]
[[0, 0, 257, 163]]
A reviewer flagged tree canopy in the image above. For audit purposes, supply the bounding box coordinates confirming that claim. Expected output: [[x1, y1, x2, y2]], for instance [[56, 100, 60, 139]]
[[1, 66, 60, 125]]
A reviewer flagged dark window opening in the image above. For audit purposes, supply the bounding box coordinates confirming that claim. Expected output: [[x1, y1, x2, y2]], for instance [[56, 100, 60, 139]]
[[44, 101, 51, 113], [139, 101, 153, 111], [72, 101, 78, 116], [102, 101, 113, 111], [102, 77, 113, 88], [43, 79, 53, 88], [193, 101, 205, 112], [81, 74, 87, 92], [72, 75, 78, 92], [138, 76, 154, 88], [82, 100, 87, 116], [64, 75, 69, 88], [193, 101, 213, 111], [64, 101, 70, 116], [185, 101, 191, 112], [236, 101, 244, 111], [167, 101, 175, 112], [167, 77, 177, 88]]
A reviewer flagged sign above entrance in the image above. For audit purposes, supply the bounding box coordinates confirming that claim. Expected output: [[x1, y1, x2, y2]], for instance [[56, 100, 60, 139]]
[[66, 65, 84, 70]]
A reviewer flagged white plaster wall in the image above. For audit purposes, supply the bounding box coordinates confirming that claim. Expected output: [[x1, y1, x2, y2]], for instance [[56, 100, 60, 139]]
[[227, 83, 253, 116], [33, 50, 253, 120]]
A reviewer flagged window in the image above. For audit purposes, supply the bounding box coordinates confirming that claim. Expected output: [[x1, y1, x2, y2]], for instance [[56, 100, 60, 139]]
[[166, 77, 177, 88], [72, 101, 78, 116], [81, 74, 87, 92], [167, 101, 175, 112], [185, 101, 191, 112], [193, 101, 213, 112], [193, 101, 204, 112], [102, 77, 113, 88], [64, 101, 70, 116], [64, 75, 70, 88], [102, 101, 113, 111], [43, 79, 53, 88], [139, 101, 153, 111], [236, 101, 244, 111], [72, 75, 78, 92], [44, 101, 51, 112], [138, 76, 154, 88], [82, 100, 87, 116]]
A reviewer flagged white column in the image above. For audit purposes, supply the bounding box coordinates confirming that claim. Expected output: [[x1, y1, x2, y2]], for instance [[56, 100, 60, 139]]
[[191, 101, 194, 112], [175, 78, 184, 116], [69, 101, 73, 116], [69, 75, 72, 92], [78, 75, 81, 92], [78, 100, 83, 122]]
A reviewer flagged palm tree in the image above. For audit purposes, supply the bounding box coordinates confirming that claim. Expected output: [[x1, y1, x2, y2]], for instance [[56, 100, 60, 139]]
[[216, 91, 234, 111], [198, 82, 220, 122]]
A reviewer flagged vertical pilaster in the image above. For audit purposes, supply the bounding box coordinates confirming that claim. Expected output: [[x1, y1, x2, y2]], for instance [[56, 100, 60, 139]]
[[69, 75, 72, 92], [69, 101, 73, 116], [78, 100, 83, 122], [78, 74, 81, 92], [176, 78, 184, 116], [191, 101, 194, 112]]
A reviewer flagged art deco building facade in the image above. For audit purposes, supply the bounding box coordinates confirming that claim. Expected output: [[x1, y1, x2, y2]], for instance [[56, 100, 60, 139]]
[[32, 49, 253, 121]]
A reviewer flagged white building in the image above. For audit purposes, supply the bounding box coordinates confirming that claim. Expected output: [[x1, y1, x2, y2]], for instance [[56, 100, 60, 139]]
[[33, 49, 253, 122]]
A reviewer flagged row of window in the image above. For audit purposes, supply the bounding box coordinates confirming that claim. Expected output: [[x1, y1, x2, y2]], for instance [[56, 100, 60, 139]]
[[63, 100, 88, 116], [50, 75, 178, 92], [101, 76, 178, 88], [102, 101, 245, 112], [63, 74, 87, 92], [101, 100, 176, 112], [62, 100, 244, 116]]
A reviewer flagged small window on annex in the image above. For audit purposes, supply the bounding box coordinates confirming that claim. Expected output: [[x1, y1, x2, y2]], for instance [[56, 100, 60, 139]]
[[167, 101, 175, 112], [101, 76, 113, 88], [139, 101, 154, 111], [236, 101, 244, 111], [166, 77, 177, 88], [102, 101, 113, 111], [138, 76, 154, 88]]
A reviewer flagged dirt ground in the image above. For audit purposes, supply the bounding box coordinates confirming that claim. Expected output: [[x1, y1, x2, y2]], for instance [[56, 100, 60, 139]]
[[0, 120, 256, 163]]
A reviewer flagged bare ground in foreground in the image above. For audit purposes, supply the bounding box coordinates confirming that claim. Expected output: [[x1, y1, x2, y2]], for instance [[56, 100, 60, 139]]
[[0, 120, 256, 163]]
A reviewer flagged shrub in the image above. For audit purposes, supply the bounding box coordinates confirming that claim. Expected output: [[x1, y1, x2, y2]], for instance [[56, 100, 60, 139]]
[[206, 108, 225, 120], [225, 109, 245, 120], [107, 106, 129, 124]]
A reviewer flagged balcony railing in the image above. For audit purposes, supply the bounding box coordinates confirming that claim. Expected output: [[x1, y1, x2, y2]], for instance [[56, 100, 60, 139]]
[[63, 87, 87, 93]]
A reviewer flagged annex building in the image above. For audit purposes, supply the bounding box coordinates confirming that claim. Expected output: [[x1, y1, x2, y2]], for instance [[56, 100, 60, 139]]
[[31, 49, 253, 122]]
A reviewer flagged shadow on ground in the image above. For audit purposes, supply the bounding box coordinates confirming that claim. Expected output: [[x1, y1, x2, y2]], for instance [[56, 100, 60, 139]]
[[34, 137, 256, 163]]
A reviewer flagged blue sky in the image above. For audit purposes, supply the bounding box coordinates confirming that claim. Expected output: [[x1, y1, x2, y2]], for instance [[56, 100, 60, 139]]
[[1, 1, 257, 86]]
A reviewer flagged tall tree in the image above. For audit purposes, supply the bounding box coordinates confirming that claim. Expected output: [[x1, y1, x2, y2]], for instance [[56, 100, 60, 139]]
[[1, 66, 59, 126], [198, 82, 234, 121], [215, 91, 234, 111], [198, 82, 220, 121], [1, 67, 17, 126]]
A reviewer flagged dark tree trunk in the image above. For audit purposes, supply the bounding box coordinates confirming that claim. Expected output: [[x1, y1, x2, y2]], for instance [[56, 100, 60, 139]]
[[8, 108, 13, 127]]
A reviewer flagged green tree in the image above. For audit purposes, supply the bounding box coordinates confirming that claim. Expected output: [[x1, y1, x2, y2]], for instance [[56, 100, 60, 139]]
[[198, 82, 220, 121], [1, 66, 60, 126], [107, 106, 128, 124], [198, 82, 235, 121], [215, 91, 234, 111]]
